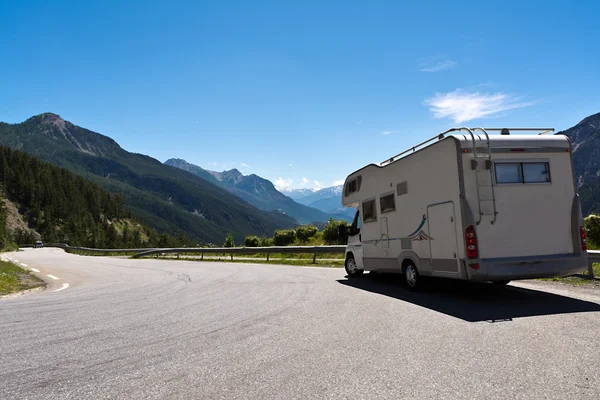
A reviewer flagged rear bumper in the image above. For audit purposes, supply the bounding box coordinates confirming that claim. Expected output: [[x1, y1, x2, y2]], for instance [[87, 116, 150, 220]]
[[467, 253, 589, 281]]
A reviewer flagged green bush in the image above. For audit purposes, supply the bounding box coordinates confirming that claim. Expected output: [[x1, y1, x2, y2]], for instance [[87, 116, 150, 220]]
[[244, 235, 260, 247], [223, 233, 235, 248], [273, 229, 296, 246], [259, 237, 272, 247], [585, 215, 600, 249], [322, 219, 350, 245], [296, 225, 318, 243]]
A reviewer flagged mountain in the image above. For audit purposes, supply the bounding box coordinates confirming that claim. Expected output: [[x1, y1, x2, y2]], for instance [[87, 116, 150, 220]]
[[161, 158, 220, 185], [164, 159, 336, 224], [280, 188, 318, 201], [0, 113, 296, 244], [293, 185, 344, 207], [287, 185, 354, 221], [558, 112, 600, 216]]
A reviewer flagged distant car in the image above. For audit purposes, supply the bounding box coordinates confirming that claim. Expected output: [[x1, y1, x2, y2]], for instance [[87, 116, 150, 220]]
[[33, 240, 44, 249]]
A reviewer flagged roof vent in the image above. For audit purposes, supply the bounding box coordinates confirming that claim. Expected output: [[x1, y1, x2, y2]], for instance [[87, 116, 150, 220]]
[[500, 128, 510, 135]]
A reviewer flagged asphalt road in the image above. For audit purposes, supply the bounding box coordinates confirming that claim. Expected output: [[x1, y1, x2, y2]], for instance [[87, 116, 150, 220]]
[[2, 248, 600, 400]]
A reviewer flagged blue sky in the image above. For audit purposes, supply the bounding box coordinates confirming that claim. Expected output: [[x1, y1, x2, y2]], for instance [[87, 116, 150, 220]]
[[1, 0, 599, 190]]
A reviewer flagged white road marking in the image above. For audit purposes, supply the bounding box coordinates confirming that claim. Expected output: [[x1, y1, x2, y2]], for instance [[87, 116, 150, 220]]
[[53, 283, 69, 292], [20, 263, 27, 267], [31, 268, 40, 273], [47, 275, 59, 280]]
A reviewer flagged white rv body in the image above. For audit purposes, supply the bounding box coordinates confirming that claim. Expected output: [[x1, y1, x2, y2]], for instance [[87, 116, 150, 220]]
[[342, 128, 588, 283]]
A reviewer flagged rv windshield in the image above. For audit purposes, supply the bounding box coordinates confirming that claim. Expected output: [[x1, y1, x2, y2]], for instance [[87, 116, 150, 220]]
[[350, 210, 361, 235]]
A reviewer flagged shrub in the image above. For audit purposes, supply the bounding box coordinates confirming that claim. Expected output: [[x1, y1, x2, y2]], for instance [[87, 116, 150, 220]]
[[585, 215, 600, 248], [244, 235, 260, 247], [322, 218, 350, 245], [273, 229, 296, 246], [259, 237, 272, 247], [223, 233, 235, 248], [296, 225, 318, 243]]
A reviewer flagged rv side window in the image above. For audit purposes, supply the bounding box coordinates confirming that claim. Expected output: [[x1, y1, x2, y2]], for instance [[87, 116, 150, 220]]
[[495, 163, 522, 184], [495, 162, 551, 184], [523, 163, 551, 183], [362, 199, 377, 223], [380, 193, 395, 213]]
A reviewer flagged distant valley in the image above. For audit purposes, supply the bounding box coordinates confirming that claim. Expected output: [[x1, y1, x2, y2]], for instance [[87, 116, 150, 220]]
[[164, 159, 353, 224]]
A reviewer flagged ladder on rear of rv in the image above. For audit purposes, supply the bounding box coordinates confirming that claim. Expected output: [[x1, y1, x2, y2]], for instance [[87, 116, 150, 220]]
[[467, 128, 497, 225]]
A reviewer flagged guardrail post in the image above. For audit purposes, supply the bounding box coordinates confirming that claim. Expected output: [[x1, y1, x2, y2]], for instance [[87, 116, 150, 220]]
[[266, 253, 269, 261], [177, 253, 180, 259], [201, 253, 204, 261], [313, 251, 317, 264], [588, 260, 594, 279], [231, 253, 233, 261]]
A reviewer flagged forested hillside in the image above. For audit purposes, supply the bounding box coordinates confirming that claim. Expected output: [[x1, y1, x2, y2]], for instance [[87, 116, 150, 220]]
[[0, 113, 296, 243], [0, 146, 186, 248]]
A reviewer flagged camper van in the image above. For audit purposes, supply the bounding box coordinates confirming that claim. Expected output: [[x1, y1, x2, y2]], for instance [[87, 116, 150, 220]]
[[342, 127, 589, 289]]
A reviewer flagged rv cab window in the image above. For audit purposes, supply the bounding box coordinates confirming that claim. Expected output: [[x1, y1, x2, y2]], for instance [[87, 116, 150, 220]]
[[362, 199, 377, 223]]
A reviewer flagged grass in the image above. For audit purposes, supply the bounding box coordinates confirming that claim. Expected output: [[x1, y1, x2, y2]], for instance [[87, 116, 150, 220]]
[[0, 260, 45, 295], [537, 263, 600, 286]]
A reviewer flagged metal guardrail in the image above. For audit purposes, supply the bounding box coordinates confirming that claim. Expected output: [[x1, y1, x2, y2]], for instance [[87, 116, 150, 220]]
[[21, 244, 599, 274], [22, 243, 158, 254], [131, 245, 347, 263]]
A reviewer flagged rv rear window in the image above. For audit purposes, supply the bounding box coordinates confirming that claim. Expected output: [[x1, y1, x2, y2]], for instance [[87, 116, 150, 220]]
[[380, 193, 395, 213], [362, 199, 377, 223], [495, 162, 551, 184]]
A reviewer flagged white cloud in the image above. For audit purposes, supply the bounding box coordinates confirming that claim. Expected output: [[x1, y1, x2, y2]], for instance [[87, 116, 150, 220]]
[[381, 130, 394, 136], [289, 164, 293, 167], [314, 180, 323, 189], [424, 89, 535, 123], [274, 177, 293, 190], [208, 161, 217, 167], [302, 177, 309, 184], [240, 162, 250, 168], [333, 179, 345, 186], [420, 60, 456, 72]]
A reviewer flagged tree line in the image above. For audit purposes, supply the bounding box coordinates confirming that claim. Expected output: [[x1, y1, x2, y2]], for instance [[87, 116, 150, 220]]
[[222, 218, 351, 248]]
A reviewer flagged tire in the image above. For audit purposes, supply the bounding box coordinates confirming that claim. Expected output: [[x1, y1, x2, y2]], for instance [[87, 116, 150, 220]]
[[492, 280, 511, 286], [345, 255, 364, 278], [404, 262, 421, 290]]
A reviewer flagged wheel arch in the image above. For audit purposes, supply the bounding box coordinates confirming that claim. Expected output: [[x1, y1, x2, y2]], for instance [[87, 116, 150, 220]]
[[397, 251, 421, 274]]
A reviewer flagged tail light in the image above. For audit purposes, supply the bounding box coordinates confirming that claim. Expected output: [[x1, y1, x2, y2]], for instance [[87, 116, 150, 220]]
[[465, 225, 478, 258], [580, 226, 587, 251], [465, 225, 479, 269]]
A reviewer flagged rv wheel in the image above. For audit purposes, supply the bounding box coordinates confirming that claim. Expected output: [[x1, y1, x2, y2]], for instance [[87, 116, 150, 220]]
[[345, 255, 363, 278], [404, 262, 420, 290]]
